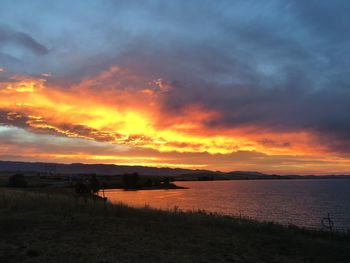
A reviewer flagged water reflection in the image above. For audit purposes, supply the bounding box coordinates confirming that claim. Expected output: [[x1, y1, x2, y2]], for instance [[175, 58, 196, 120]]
[[101, 179, 350, 229]]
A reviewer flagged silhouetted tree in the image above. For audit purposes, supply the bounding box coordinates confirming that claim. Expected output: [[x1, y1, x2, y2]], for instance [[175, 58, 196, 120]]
[[90, 174, 100, 194], [8, 174, 28, 188], [144, 178, 153, 187], [163, 177, 170, 186], [122, 172, 139, 189]]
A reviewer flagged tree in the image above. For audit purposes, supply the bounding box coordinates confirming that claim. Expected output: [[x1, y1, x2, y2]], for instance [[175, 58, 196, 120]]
[[163, 177, 170, 186], [90, 174, 100, 194], [122, 172, 139, 189]]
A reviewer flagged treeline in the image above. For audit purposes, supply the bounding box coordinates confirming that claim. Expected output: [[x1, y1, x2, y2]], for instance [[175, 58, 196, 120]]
[[122, 172, 173, 189], [4, 172, 176, 192]]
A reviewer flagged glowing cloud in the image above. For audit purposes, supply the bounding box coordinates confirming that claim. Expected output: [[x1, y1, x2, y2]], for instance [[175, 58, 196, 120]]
[[0, 70, 333, 159], [0, 69, 270, 155], [0, 66, 345, 174]]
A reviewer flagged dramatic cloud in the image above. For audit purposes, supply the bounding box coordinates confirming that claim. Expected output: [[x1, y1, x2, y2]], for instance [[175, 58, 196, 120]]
[[0, 0, 350, 174], [0, 72, 261, 154]]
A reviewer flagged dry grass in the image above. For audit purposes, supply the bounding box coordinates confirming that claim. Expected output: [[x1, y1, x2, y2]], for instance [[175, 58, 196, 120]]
[[0, 188, 349, 263]]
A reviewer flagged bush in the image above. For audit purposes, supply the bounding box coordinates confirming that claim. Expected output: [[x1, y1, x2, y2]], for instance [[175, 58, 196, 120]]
[[8, 174, 28, 188], [75, 181, 90, 194], [122, 173, 139, 189]]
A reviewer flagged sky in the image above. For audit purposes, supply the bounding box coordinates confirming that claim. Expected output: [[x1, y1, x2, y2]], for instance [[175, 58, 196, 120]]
[[1, 0, 350, 174]]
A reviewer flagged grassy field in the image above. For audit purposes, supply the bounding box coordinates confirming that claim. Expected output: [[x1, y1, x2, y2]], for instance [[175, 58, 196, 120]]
[[0, 188, 349, 263]]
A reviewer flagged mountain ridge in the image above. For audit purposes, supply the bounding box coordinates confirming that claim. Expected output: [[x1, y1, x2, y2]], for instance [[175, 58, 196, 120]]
[[0, 160, 349, 179]]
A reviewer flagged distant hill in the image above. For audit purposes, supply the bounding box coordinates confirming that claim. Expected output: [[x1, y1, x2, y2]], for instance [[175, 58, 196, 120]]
[[0, 160, 207, 176], [0, 160, 349, 180]]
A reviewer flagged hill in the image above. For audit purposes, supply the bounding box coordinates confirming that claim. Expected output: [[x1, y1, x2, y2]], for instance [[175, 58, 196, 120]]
[[0, 160, 349, 180], [0, 160, 206, 176]]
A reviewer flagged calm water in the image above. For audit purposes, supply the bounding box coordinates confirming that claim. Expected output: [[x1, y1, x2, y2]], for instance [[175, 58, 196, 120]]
[[101, 179, 350, 230]]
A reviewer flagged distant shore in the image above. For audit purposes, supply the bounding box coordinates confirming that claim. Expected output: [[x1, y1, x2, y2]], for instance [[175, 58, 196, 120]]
[[1, 171, 350, 191], [113, 183, 187, 191], [0, 172, 186, 191]]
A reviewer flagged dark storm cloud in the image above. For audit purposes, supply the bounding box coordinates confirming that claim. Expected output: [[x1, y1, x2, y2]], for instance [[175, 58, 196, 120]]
[[101, 1, 350, 154], [0, 25, 48, 55], [292, 0, 350, 40]]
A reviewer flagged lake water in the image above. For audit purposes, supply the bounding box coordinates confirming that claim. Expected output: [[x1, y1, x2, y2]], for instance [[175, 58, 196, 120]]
[[101, 179, 350, 230]]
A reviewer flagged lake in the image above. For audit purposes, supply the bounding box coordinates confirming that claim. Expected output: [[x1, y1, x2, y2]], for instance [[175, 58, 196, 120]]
[[101, 179, 350, 230]]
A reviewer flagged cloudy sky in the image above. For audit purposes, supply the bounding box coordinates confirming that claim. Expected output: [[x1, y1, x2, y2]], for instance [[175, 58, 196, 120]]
[[1, 0, 350, 174]]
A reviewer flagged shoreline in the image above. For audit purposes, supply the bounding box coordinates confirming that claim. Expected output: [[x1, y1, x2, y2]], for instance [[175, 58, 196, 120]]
[[102, 184, 187, 191]]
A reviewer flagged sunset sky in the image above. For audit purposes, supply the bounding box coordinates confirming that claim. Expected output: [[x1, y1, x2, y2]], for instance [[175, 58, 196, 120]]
[[1, 0, 350, 174]]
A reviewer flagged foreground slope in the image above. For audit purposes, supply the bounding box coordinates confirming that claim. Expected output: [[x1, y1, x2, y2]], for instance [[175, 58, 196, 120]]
[[0, 189, 349, 263]]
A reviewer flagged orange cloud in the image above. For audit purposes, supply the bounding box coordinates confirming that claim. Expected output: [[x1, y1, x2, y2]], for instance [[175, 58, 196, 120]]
[[0, 67, 349, 174], [0, 70, 255, 154]]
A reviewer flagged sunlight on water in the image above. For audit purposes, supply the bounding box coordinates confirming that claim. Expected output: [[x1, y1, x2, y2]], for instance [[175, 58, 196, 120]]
[[101, 179, 350, 230]]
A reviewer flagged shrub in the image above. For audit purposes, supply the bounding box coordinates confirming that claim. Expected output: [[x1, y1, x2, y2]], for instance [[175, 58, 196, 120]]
[[75, 181, 90, 194], [8, 174, 28, 188]]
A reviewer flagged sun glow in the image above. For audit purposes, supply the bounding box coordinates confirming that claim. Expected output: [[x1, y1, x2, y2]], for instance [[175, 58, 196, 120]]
[[0, 76, 264, 155], [1, 71, 349, 173]]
